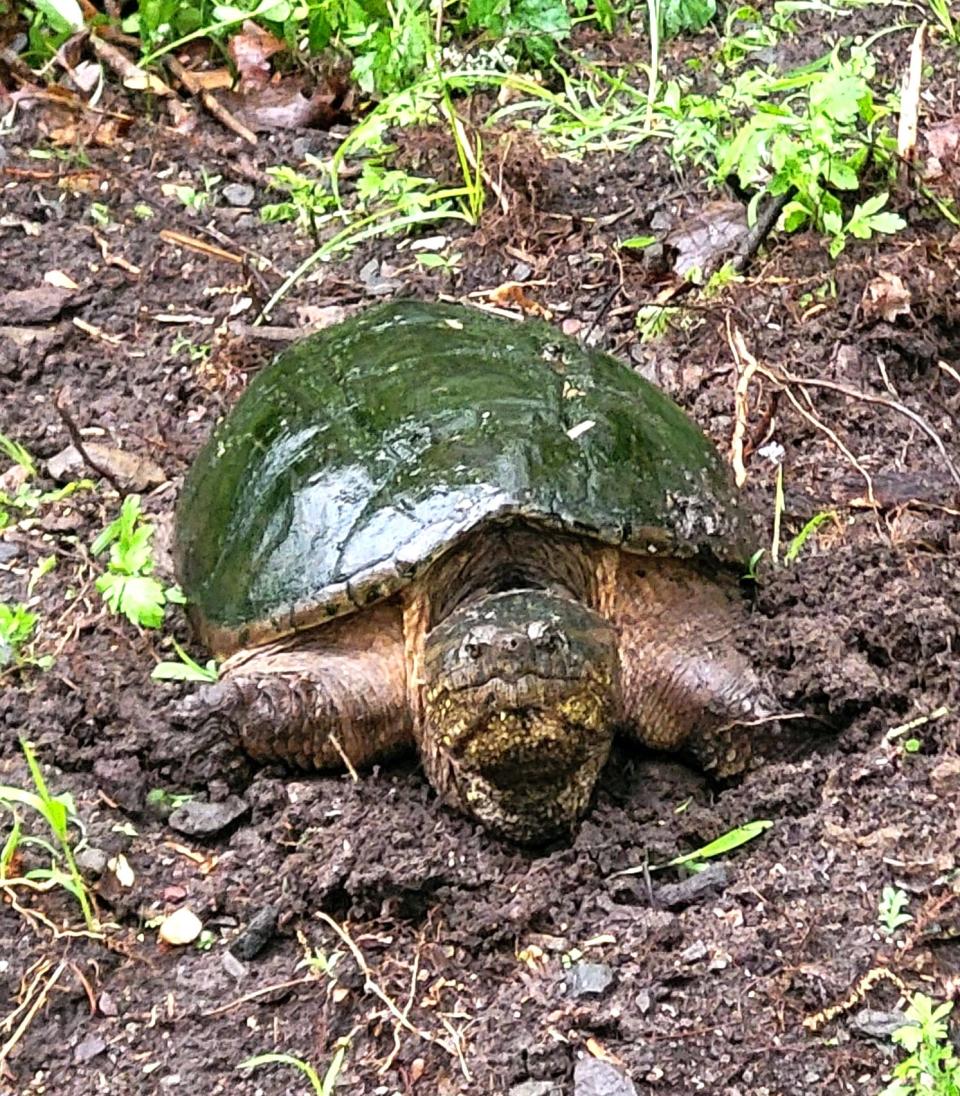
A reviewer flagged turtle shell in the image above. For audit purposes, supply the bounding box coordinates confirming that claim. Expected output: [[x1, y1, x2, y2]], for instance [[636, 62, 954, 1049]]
[[176, 300, 750, 655]]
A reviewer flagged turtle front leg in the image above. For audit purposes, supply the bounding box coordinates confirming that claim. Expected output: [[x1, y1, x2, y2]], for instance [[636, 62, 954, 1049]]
[[175, 604, 412, 772], [612, 556, 766, 777]]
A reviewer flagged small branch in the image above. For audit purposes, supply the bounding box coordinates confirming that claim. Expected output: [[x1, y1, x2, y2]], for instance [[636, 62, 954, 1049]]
[[731, 190, 793, 275], [165, 56, 257, 146], [54, 388, 124, 495]]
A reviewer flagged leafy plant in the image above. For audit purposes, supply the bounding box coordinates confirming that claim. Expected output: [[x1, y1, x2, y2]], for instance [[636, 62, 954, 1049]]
[[0, 739, 98, 930], [877, 886, 912, 936], [0, 603, 53, 671], [152, 638, 219, 682], [881, 994, 960, 1096], [240, 1041, 349, 1096], [92, 495, 183, 629], [0, 432, 94, 532]]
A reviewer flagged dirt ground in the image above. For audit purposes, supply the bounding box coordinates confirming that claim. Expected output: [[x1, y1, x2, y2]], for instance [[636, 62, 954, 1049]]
[[2, 8, 960, 1095]]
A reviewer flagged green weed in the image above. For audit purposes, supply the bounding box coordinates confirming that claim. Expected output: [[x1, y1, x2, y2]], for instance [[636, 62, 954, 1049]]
[[92, 495, 184, 629], [0, 739, 98, 931], [877, 885, 912, 936], [784, 510, 836, 564], [0, 432, 93, 533], [240, 1041, 349, 1096], [0, 604, 53, 672], [613, 819, 773, 876], [881, 994, 960, 1096], [152, 637, 219, 683]]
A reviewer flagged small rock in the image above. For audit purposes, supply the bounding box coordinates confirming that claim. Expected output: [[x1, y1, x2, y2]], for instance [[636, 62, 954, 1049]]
[[221, 950, 248, 980], [567, 961, 615, 998], [850, 1008, 906, 1039], [73, 1035, 107, 1063], [656, 864, 729, 910], [634, 988, 652, 1014], [0, 540, 21, 563], [930, 756, 960, 797], [75, 846, 109, 878], [511, 261, 533, 281], [573, 1058, 638, 1096], [168, 795, 249, 838], [229, 905, 279, 960], [0, 284, 77, 323], [358, 258, 401, 296], [509, 1082, 562, 1096], [680, 940, 708, 963], [221, 182, 255, 207], [98, 990, 119, 1017], [158, 907, 203, 946]]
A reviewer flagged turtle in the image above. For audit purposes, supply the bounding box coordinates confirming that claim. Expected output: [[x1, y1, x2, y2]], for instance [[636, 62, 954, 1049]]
[[175, 299, 765, 843]]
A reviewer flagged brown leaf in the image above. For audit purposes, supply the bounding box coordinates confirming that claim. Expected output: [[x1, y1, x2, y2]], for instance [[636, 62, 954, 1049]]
[[227, 78, 345, 131], [861, 271, 912, 323], [228, 20, 284, 92], [487, 283, 552, 319]]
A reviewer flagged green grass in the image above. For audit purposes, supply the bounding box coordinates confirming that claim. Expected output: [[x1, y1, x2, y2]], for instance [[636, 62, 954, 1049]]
[[0, 739, 98, 931]]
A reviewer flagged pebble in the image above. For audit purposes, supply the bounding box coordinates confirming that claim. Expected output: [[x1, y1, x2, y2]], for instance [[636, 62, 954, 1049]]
[[75, 846, 109, 878], [656, 863, 729, 910], [159, 907, 203, 946], [229, 905, 279, 960], [567, 961, 615, 998], [850, 1008, 906, 1039], [509, 1082, 562, 1096], [73, 1035, 107, 1063], [168, 795, 249, 837], [573, 1058, 638, 1096], [221, 183, 255, 207]]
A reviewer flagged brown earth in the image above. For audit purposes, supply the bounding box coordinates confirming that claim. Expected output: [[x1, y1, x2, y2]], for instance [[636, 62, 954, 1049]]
[[1, 8, 959, 1095]]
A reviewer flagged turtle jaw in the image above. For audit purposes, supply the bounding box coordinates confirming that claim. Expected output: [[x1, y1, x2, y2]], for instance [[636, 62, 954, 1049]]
[[421, 590, 620, 843], [426, 689, 616, 842]]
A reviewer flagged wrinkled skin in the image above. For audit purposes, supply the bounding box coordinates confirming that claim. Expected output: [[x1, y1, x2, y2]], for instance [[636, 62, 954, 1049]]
[[421, 590, 621, 841]]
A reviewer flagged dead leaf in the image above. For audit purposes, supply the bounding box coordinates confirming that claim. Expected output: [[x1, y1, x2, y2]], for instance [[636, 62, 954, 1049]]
[[664, 199, 748, 279], [228, 20, 284, 92], [44, 270, 79, 290], [47, 442, 166, 491], [861, 271, 912, 323], [925, 115, 960, 179], [487, 282, 552, 319], [225, 66, 352, 131]]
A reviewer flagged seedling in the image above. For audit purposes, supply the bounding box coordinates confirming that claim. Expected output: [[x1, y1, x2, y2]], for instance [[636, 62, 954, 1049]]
[[152, 638, 219, 683], [744, 547, 765, 581], [0, 739, 97, 931], [612, 819, 773, 876], [881, 994, 960, 1096], [92, 494, 183, 629], [0, 431, 93, 532], [784, 510, 836, 564], [878, 886, 912, 936], [146, 788, 196, 811], [240, 1041, 349, 1096], [0, 603, 53, 672]]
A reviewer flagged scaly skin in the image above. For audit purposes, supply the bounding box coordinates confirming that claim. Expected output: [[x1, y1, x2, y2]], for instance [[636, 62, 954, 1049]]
[[175, 551, 765, 843]]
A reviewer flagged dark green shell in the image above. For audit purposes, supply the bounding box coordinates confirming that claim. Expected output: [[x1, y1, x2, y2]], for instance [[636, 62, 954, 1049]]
[[176, 300, 748, 653]]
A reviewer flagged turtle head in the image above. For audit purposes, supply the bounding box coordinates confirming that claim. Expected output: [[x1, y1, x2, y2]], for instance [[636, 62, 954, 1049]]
[[422, 590, 620, 843]]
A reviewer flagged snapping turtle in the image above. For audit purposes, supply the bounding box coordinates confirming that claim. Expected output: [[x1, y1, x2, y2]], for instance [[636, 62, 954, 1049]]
[[176, 300, 763, 842]]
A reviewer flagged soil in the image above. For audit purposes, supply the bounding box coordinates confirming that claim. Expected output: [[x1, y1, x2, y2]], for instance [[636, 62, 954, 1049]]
[[2, 7, 960, 1095]]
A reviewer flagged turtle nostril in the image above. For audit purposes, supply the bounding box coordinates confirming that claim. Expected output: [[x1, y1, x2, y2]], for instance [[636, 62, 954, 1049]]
[[463, 641, 483, 661]]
